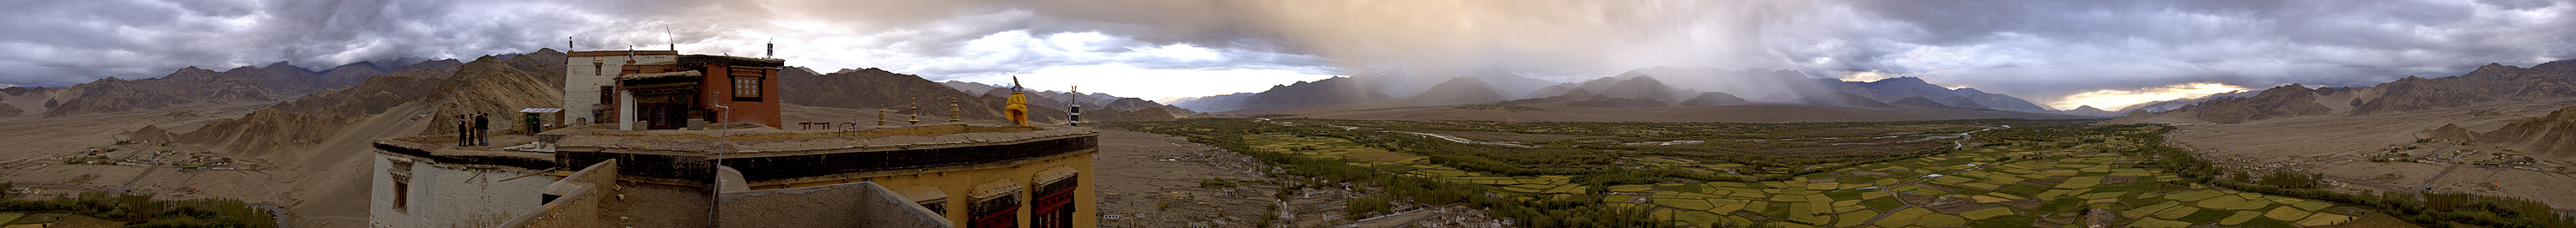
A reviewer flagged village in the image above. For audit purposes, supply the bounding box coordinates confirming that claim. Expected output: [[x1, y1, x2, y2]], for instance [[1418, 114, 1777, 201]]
[[0, 139, 265, 177]]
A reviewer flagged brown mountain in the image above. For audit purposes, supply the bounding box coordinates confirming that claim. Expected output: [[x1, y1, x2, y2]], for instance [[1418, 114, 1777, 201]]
[[415, 51, 569, 135], [2120, 90, 2257, 113], [1497, 88, 1601, 105], [43, 61, 415, 117], [2352, 62, 2576, 116], [779, 68, 1125, 123], [1166, 93, 1254, 113], [1403, 77, 1512, 105], [2116, 59, 2576, 124], [2423, 123, 2478, 141], [1232, 76, 1390, 112], [172, 49, 566, 155], [1888, 97, 1952, 109], [269, 64, 460, 118], [1676, 92, 1749, 106], [1833, 77, 2055, 113], [2478, 105, 2576, 159], [1528, 75, 1697, 103], [2111, 84, 2334, 124], [2061, 105, 2120, 117], [1800, 93, 1896, 108]]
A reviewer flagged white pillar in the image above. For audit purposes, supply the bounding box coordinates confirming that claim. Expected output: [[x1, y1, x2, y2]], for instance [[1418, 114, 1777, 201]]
[[619, 90, 636, 130]]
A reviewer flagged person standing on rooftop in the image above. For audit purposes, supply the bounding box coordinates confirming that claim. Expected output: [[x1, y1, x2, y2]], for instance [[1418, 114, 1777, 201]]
[[474, 112, 489, 146]]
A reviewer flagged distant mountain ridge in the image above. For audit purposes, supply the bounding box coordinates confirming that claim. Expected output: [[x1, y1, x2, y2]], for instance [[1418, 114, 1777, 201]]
[[2111, 59, 2576, 124], [781, 68, 1177, 124], [1166, 67, 2066, 117], [2118, 90, 2258, 113], [1402, 77, 1513, 105], [1230, 76, 1390, 112], [5, 59, 464, 118], [2481, 105, 2576, 159]]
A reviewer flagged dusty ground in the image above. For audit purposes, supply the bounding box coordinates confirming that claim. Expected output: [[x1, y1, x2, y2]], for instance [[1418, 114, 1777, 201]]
[[1091, 127, 1288, 227], [0, 101, 434, 227], [2161, 99, 2576, 211]]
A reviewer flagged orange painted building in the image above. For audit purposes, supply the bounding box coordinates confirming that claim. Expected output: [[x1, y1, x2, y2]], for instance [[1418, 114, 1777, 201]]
[[612, 55, 786, 129]]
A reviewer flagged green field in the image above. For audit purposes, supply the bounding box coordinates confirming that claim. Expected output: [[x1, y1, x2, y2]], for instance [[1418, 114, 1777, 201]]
[[1123, 119, 2382, 227]]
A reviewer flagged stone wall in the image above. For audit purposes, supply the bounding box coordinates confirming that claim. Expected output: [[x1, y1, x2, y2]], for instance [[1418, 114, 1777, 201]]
[[716, 182, 952, 228], [501, 160, 619, 228]]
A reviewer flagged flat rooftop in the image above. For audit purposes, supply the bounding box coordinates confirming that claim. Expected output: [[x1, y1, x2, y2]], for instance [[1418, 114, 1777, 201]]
[[386, 123, 1083, 154], [376, 123, 1100, 184]]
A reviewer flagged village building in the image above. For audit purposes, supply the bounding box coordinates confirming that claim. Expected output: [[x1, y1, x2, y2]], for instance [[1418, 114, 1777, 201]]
[[611, 54, 786, 129], [563, 51, 677, 125], [373, 52, 1097, 228]]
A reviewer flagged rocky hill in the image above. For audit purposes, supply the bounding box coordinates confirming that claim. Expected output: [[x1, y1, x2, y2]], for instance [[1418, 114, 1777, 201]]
[[415, 50, 568, 135], [2478, 105, 2576, 159], [1402, 77, 1512, 105], [2423, 123, 2478, 141], [1676, 92, 1749, 106], [1832, 77, 2053, 112], [1230, 76, 1389, 112], [2111, 84, 2333, 124], [2118, 90, 2258, 113], [268, 65, 459, 118], [1167, 93, 1255, 113], [40, 61, 416, 117], [0, 100, 17, 117], [1527, 75, 1698, 104], [1801, 93, 1897, 108], [2352, 62, 2576, 116], [2061, 105, 2120, 117], [775, 68, 1136, 123], [1888, 97, 1953, 109], [167, 49, 562, 155], [1609, 67, 1826, 101], [2116, 59, 2576, 124]]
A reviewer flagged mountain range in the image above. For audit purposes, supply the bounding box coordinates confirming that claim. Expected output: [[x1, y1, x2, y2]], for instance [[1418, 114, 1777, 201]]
[[2111, 60, 2576, 124], [0, 60, 465, 118], [1167, 66, 2068, 117]]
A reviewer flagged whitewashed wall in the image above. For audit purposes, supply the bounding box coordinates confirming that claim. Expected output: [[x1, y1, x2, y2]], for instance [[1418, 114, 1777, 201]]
[[368, 153, 558, 228]]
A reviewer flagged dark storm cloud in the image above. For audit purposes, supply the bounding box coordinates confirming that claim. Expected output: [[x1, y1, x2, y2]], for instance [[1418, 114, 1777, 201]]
[[1816, 0, 2575, 105], [0, 0, 749, 87], [2, 0, 2568, 107]]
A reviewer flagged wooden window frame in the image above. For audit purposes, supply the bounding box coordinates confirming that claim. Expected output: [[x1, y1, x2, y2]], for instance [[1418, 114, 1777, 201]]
[[732, 76, 762, 101]]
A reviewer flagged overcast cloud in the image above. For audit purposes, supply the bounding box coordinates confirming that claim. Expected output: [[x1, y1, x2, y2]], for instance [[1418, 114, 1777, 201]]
[[0, 0, 2568, 107]]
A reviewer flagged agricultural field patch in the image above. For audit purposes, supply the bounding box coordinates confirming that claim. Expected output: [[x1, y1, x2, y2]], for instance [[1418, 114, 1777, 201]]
[[1124, 118, 2378, 227]]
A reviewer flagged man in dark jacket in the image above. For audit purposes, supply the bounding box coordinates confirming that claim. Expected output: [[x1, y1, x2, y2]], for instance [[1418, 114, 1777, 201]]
[[474, 112, 489, 146], [456, 116, 470, 147]]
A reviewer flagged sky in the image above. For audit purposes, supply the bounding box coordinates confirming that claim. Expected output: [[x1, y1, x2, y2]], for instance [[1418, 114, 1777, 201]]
[[1, 0, 2570, 110]]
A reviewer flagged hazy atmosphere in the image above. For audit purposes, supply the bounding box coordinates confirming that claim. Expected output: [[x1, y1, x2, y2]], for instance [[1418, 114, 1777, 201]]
[[7, 1, 2576, 227], [4, 0, 2571, 109]]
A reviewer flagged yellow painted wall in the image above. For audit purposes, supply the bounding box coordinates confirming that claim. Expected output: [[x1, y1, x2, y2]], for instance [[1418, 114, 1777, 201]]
[[849, 151, 1097, 227]]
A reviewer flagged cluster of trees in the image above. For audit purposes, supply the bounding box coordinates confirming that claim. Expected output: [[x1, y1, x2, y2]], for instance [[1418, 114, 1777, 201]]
[[0, 189, 276, 228], [1124, 118, 1668, 227]]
